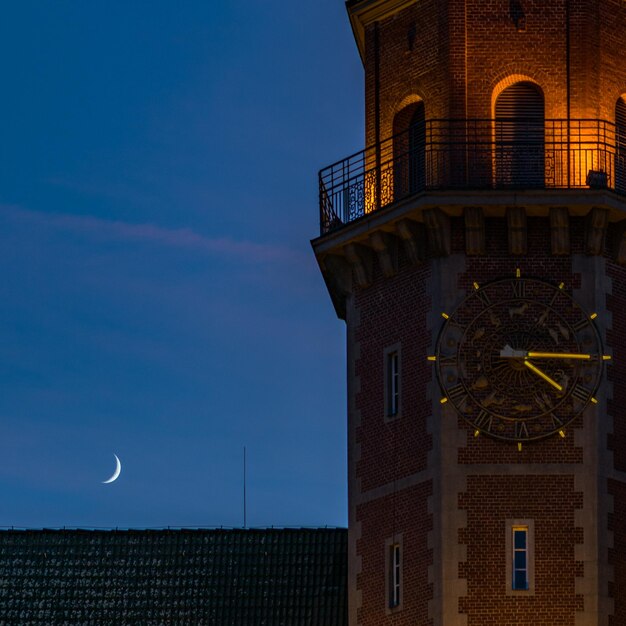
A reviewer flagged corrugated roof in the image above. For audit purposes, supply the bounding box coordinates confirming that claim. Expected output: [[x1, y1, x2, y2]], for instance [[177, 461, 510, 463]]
[[0, 527, 347, 625]]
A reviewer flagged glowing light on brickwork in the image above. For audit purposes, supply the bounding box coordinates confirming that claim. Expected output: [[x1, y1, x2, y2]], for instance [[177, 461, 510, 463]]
[[552, 119, 614, 190], [559, 430, 566, 438], [590, 312, 598, 320], [440, 397, 448, 404], [364, 171, 378, 215], [427, 355, 437, 361], [441, 312, 449, 319]]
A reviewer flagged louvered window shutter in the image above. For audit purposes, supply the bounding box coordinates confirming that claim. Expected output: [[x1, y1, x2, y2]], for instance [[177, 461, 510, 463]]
[[393, 102, 426, 200], [615, 97, 626, 192], [495, 82, 545, 188]]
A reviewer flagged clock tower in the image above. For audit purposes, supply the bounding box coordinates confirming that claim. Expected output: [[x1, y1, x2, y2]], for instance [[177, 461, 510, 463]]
[[313, 0, 626, 624]]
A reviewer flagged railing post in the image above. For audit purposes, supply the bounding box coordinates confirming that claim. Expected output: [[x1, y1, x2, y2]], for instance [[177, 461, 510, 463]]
[[342, 160, 347, 223], [319, 172, 324, 233], [376, 149, 382, 211], [374, 21, 381, 211]]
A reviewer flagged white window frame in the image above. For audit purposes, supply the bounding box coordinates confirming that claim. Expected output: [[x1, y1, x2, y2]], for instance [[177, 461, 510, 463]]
[[506, 519, 535, 595], [385, 534, 403, 613], [384, 344, 401, 419]]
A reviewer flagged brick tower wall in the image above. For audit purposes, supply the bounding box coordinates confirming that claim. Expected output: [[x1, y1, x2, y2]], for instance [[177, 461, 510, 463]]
[[348, 256, 434, 624], [362, 0, 626, 142], [347, 214, 621, 624], [607, 256, 626, 626], [334, 0, 626, 623], [600, 0, 626, 120], [363, 0, 450, 146]]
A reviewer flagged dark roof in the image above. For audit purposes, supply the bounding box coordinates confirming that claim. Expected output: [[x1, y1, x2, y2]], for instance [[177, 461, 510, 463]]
[[0, 527, 347, 626]]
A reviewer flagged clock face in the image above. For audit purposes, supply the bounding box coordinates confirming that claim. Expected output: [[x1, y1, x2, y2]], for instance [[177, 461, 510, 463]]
[[434, 276, 608, 442]]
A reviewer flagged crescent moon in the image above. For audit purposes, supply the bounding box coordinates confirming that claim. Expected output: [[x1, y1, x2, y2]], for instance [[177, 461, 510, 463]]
[[102, 454, 122, 484]]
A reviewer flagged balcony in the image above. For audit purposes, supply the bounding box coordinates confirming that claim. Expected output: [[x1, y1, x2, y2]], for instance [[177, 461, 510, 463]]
[[318, 119, 626, 235]]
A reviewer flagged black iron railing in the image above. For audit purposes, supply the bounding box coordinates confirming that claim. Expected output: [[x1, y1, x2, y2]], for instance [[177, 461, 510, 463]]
[[319, 118, 626, 234]]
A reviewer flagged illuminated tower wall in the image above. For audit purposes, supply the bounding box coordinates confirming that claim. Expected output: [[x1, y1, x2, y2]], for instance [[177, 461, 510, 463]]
[[313, 0, 626, 624]]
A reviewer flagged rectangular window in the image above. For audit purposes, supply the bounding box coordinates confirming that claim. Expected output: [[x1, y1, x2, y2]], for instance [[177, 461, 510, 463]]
[[387, 351, 399, 416], [506, 519, 534, 595], [390, 543, 401, 608], [512, 526, 529, 590], [385, 534, 403, 613]]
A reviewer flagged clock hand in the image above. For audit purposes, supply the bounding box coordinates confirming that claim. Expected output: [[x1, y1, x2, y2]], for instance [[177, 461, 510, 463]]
[[526, 351, 591, 360], [499, 345, 594, 360], [523, 360, 563, 391]]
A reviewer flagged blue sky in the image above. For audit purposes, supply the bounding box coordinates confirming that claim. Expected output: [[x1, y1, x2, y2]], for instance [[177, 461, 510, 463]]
[[0, 1, 363, 527]]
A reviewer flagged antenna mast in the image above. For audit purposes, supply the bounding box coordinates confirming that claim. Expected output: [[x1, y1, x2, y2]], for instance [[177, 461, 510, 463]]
[[243, 446, 247, 528]]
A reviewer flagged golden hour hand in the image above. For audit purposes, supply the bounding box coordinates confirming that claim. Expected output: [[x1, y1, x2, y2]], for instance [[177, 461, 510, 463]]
[[527, 351, 591, 360], [522, 360, 563, 392]]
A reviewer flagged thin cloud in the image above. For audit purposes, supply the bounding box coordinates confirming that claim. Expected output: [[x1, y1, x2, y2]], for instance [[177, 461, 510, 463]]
[[1, 205, 301, 264]]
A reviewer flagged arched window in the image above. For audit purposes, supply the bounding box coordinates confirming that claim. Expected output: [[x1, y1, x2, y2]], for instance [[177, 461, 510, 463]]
[[393, 101, 426, 200], [615, 97, 626, 193], [494, 82, 545, 188]]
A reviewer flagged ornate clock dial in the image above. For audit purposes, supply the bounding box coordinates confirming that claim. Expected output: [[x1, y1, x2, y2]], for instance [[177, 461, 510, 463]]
[[434, 276, 608, 442]]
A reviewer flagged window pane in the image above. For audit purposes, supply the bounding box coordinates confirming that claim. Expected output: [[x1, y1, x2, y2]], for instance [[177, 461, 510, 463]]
[[514, 551, 527, 569], [514, 570, 528, 590], [389, 543, 401, 607], [387, 352, 399, 416], [514, 529, 527, 549]]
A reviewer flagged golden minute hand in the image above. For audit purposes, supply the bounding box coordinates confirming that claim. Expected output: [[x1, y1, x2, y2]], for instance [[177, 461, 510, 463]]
[[523, 360, 563, 391], [526, 351, 591, 360]]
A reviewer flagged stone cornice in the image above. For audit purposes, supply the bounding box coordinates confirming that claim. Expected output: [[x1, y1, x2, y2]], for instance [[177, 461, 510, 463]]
[[312, 188, 626, 256], [312, 191, 626, 320]]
